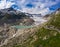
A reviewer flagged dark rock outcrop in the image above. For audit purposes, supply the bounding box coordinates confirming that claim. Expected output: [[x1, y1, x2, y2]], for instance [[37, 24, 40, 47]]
[[0, 7, 34, 26]]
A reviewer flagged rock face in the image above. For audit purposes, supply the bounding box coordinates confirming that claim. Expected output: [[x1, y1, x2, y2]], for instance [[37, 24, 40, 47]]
[[0, 26, 16, 45], [0, 7, 35, 47], [0, 7, 35, 46], [19, 18, 34, 26], [0, 7, 34, 26], [0, 25, 37, 47]]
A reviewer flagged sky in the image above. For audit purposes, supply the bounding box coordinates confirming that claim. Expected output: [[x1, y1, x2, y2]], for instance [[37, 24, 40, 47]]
[[0, 0, 60, 15]]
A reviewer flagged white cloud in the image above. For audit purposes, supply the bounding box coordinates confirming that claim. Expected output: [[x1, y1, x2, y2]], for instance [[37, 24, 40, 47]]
[[21, 7, 50, 15], [15, 0, 58, 15], [0, 0, 14, 9], [0, 0, 59, 15]]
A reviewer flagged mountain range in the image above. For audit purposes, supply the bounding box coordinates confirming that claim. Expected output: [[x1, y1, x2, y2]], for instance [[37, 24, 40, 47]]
[[0, 7, 34, 26], [0, 7, 60, 47]]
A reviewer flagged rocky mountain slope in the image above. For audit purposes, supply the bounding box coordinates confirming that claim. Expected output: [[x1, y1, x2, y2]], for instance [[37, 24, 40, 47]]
[[0, 7, 34, 26], [0, 8, 60, 47]]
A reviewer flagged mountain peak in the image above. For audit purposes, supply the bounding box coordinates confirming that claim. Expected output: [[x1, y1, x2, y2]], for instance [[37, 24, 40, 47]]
[[57, 8, 60, 11]]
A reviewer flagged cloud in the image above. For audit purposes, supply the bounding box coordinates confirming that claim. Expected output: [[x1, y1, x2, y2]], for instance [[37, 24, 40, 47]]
[[0, 0, 60, 15], [14, 0, 59, 15], [15, 0, 58, 15], [0, 0, 14, 9]]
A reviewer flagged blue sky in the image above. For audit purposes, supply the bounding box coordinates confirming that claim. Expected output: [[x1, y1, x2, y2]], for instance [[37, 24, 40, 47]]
[[0, 0, 60, 15]]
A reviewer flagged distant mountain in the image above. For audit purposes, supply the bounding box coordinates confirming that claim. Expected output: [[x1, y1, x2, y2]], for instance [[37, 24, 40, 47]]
[[25, 13, 42, 17], [0, 7, 34, 26], [0, 7, 28, 19], [55, 8, 60, 14]]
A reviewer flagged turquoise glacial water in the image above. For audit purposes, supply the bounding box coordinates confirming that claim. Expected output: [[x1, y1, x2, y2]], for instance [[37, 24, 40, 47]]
[[12, 25, 33, 29]]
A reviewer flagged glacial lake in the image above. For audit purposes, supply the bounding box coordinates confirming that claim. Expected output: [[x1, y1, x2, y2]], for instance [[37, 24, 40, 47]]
[[11, 25, 33, 29]]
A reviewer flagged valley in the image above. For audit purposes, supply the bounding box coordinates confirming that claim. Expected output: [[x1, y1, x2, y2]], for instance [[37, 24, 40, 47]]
[[0, 7, 60, 47]]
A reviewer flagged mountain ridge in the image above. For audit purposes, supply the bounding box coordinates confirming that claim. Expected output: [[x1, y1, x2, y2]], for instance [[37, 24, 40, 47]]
[[0, 8, 60, 47], [0, 7, 34, 26]]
